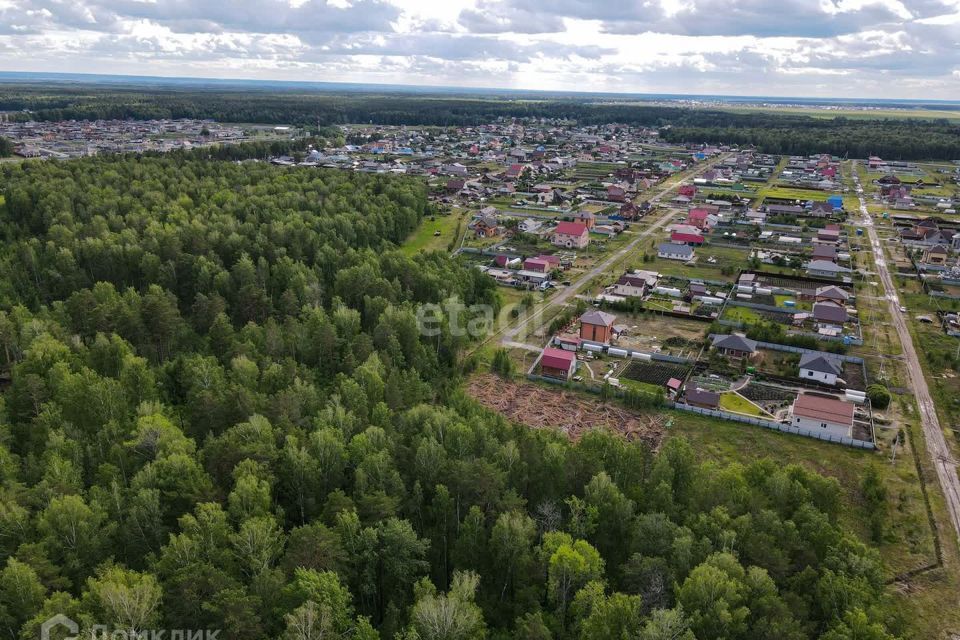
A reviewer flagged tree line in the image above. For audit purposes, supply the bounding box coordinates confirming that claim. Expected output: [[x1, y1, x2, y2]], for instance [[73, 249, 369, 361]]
[[0, 155, 903, 639], [2, 83, 959, 159]]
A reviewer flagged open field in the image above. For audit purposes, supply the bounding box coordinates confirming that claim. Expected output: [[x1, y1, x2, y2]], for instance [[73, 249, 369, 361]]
[[401, 210, 465, 254]]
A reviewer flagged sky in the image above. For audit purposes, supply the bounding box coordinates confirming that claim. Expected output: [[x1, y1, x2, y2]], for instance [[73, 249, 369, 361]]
[[0, 0, 958, 99]]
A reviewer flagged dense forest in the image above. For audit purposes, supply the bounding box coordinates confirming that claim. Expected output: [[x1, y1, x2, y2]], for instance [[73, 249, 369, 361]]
[[2, 83, 959, 159], [0, 156, 903, 639]]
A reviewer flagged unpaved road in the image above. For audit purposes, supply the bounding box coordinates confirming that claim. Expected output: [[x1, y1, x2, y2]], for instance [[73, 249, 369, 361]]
[[852, 161, 960, 547]]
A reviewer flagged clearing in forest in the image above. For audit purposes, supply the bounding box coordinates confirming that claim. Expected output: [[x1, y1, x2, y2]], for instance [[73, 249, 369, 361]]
[[467, 373, 665, 448]]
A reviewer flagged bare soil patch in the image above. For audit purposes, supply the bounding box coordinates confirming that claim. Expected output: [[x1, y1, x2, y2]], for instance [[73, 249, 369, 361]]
[[467, 373, 665, 449]]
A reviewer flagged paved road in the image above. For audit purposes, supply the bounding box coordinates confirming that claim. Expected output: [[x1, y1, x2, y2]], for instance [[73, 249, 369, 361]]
[[852, 161, 960, 546], [500, 155, 729, 343]]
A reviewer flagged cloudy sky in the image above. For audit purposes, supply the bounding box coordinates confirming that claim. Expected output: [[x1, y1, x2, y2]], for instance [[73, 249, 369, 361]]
[[0, 0, 958, 98]]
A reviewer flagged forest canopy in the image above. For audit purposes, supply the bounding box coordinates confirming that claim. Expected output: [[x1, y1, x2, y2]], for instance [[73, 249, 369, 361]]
[[0, 155, 904, 639]]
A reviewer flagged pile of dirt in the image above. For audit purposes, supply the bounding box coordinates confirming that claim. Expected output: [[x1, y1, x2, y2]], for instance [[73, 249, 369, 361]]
[[467, 373, 665, 449]]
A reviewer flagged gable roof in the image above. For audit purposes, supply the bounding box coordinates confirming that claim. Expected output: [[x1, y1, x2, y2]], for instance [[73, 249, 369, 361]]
[[793, 393, 854, 426], [555, 221, 588, 236], [685, 388, 720, 407], [541, 347, 575, 371], [815, 285, 849, 301], [799, 352, 843, 376]]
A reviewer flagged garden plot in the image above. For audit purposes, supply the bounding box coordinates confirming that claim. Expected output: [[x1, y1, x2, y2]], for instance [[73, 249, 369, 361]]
[[620, 360, 691, 386], [739, 382, 798, 416]]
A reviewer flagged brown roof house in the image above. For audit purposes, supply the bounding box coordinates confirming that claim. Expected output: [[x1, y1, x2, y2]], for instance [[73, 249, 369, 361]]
[[711, 333, 758, 359], [813, 300, 848, 325], [579, 310, 616, 344], [685, 387, 720, 409], [790, 393, 855, 439]]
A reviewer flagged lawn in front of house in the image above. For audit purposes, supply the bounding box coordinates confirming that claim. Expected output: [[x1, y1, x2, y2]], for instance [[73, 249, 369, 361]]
[[719, 391, 770, 417]]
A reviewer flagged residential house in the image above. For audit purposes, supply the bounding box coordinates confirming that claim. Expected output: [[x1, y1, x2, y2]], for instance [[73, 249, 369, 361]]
[[504, 164, 525, 181], [579, 310, 617, 343], [607, 185, 627, 202], [799, 352, 844, 385], [685, 387, 720, 410], [575, 210, 597, 229], [923, 244, 950, 266], [766, 204, 805, 216], [671, 230, 706, 246], [817, 228, 841, 244], [807, 201, 835, 217], [815, 285, 849, 304], [553, 222, 590, 249], [524, 257, 551, 273], [806, 260, 852, 278], [658, 242, 695, 261], [711, 333, 758, 359], [612, 274, 649, 298], [471, 211, 500, 238], [687, 208, 715, 230], [813, 300, 849, 324], [445, 178, 466, 194], [790, 393, 855, 439], [540, 347, 576, 381], [812, 244, 838, 262]]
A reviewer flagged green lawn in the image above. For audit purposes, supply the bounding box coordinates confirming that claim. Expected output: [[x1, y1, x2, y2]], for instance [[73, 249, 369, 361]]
[[402, 211, 465, 255], [722, 305, 763, 324], [719, 391, 769, 417]]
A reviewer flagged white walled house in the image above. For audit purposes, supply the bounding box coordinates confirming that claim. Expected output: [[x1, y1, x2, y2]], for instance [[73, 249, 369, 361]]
[[790, 393, 854, 439], [798, 352, 844, 386], [657, 242, 694, 261]]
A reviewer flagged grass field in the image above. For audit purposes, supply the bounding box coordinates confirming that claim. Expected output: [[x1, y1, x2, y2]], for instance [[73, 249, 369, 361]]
[[402, 211, 465, 255], [722, 305, 763, 324], [718, 391, 769, 417]]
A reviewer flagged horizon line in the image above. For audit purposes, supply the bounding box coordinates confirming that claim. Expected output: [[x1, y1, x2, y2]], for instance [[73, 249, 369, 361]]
[[2, 70, 960, 107]]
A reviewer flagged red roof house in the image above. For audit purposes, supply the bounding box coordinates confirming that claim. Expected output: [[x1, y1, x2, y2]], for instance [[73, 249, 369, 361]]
[[540, 347, 576, 380], [670, 231, 705, 246], [524, 257, 551, 273], [687, 208, 713, 230], [553, 222, 590, 249]]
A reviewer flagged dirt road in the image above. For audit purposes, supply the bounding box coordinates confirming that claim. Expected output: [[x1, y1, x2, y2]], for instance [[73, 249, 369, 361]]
[[498, 154, 730, 344], [852, 161, 960, 547]]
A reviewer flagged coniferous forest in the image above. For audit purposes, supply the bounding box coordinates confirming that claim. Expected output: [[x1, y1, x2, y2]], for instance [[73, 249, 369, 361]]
[[0, 156, 903, 639]]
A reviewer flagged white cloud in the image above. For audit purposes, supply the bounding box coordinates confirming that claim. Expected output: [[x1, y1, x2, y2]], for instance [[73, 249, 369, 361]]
[[0, 0, 956, 98]]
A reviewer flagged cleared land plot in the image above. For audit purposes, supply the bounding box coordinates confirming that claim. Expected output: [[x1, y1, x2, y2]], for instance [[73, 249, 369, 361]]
[[402, 212, 465, 254], [467, 373, 665, 447]]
